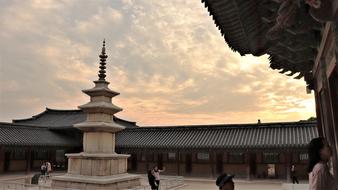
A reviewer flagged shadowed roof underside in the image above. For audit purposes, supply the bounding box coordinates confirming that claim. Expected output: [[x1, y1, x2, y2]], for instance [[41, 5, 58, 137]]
[[202, 0, 322, 84]]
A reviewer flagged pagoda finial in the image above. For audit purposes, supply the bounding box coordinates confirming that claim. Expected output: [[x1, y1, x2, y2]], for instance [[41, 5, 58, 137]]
[[98, 39, 107, 81]]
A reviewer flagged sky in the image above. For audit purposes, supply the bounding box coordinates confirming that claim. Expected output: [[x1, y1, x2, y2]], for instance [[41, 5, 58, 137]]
[[0, 0, 315, 126]]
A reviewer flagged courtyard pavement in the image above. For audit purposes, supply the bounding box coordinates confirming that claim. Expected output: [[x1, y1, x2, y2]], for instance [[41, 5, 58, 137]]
[[182, 178, 309, 190], [0, 172, 309, 190]]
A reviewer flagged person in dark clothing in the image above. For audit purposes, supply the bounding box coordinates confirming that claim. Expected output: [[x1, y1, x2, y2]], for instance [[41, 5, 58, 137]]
[[40, 162, 47, 175], [216, 173, 235, 190], [147, 169, 157, 190], [291, 165, 299, 184]]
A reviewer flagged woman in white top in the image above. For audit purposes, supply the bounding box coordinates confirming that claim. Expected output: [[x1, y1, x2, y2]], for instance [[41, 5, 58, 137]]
[[151, 166, 165, 190], [308, 137, 337, 190]]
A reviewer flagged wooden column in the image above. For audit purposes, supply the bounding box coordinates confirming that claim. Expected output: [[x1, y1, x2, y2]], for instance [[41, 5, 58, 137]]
[[26, 148, 31, 174], [246, 153, 251, 180], [327, 65, 338, 178], [176, 151, 180, 176], [314, 91, 324, 137], [285, 152, 291, 183], [0, 146, 4, 173], [145, 153, 149, 171], [210, 151, 215, 178]]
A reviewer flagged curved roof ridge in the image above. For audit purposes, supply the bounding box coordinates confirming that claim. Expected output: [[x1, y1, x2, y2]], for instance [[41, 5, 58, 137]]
[[0, 122, 49, 129], [139, 120, 316, 129], [45, 107, 82, 112], [12, 107, 138, 128], [125, 122, 316, 131], [12, 108, 49, 122], [12, 107, 82, 123]]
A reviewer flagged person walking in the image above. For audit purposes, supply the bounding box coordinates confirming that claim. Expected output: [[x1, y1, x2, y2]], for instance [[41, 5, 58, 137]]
[[291, 165, 299, 184], [151, 166, 165, 190], [308, 137, 337, 190]]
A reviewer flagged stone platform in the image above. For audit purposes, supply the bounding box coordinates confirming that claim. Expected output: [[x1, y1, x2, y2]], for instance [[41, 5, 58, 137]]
[[52, 152, 141, 189], [65, 153, 130, 176], [52, 173, 140, 189]]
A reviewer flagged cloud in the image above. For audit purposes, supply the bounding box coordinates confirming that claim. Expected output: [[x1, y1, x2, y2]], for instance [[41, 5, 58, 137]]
[[0, 0, 315, 125]]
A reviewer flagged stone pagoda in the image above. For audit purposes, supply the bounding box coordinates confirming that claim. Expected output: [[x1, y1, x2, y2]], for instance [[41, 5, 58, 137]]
[[52, 40, 141, 189]]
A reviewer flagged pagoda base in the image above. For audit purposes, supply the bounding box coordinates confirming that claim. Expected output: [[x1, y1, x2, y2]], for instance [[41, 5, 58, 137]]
[[52, 173, 141, 190], [52, 152, 141, 189]]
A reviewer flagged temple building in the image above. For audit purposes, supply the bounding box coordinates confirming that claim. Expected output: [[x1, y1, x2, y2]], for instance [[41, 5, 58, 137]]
[[0, 107, 318, 180], [1, 3, 335, 181], [0, 36, 323, 182], [202, 0, 338, 181]]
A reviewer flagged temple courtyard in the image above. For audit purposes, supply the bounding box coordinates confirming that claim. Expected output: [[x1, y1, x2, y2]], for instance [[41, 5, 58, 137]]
[[0, 172, 310, 190], [183, 178, 307, 190]]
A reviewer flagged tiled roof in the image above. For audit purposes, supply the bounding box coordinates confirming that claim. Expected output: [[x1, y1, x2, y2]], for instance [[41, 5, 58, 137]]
[[0, 122, 81, 147], [116, 121, 318, 151], [202, 0, 268, 56], [202, 0, 321, 82], [12, 108, 138, 129]]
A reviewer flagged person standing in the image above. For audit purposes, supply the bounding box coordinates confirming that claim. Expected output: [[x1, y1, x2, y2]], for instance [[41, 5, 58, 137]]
[[308, 137, 337, 190], [46, 161, 52, 176], [151, 166, 165, 190], [291, 165, 299, 184], [147, 169, 157, 190], [40, 162, 46, 175], [40, 162, 47, 183]]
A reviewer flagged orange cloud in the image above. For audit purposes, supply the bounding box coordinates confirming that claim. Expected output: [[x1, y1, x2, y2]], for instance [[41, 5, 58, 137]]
[[0, 0, 315, 125]]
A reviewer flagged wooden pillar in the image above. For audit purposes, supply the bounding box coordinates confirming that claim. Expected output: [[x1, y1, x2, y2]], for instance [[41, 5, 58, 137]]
[[177, 151, 180, 176], [285, 152, 291, 183], [0, 146, 4, 173], [314, 91, 324, 137], [210, 151, 215, 178], [247, 153, 257, 180], [145, 153, 149, 170], [246, 153, 251, 180], [327, 66, 338, 178], [26, 148, 31, 174]]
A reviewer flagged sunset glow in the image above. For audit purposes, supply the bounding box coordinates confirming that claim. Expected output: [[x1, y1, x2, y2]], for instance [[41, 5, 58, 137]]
[[0, 0, 315, 125]]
